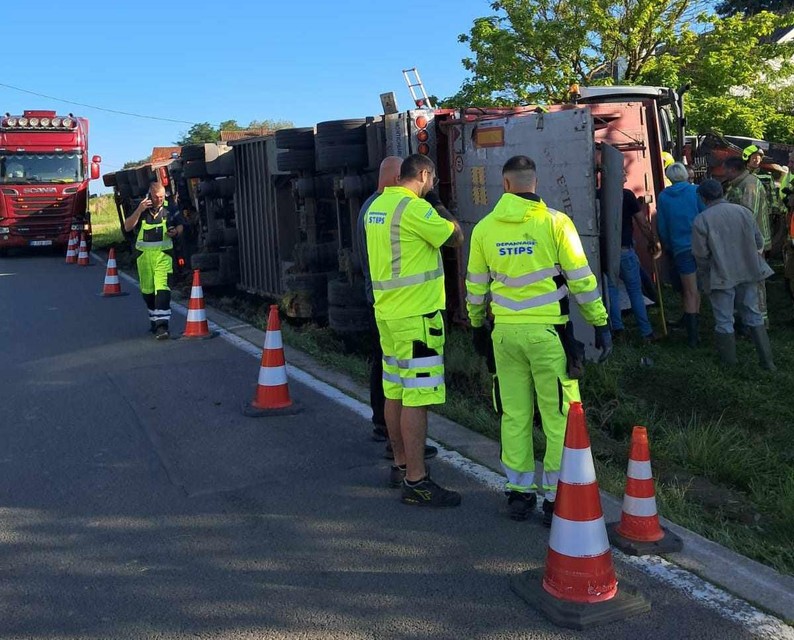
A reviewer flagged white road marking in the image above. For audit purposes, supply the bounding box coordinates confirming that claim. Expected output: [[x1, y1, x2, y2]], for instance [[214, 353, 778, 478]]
[[98, 254, 794, 639]]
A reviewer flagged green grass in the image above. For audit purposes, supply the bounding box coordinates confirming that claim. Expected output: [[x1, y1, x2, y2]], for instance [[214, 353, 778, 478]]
[[90, 194, 124, 248]]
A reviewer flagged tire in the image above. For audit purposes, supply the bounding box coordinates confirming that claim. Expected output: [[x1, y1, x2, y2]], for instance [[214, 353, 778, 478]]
[[199, 269, 225, 288], [219, 249, 239, 282], [283, 272, 328, 292], [327, 279, 368, 307], [316, 119, 367, 145], [205, 228, 224, 249], [206, 151, 235, 177], [182, 159, 207, 179], [328, 305, 369, 334], [294, 241, 338, 271], [223, 227, 239, 246], [181, 144, 208, 162], [275, 127, 315, 150], [200, 176, 235, 199], [316, 144, 368, 171], [277, 149, 316, 172], [135, 166, 153, 191], [102, 172, 117, 188], [191, 252, 220, 271], [117, 182, 132, 198]]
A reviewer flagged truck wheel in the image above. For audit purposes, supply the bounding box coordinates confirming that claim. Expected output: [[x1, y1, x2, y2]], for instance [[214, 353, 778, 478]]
[[182, 159, 208, 179], [206, 151, 235, 177], [316, 144, 368, 171], [219, 249, 240, 282], [293, 241, 338, 271], [316, 119, 367, 145], [327, 279, 369, 307], [199, 269, 225, 288], [181, 144, 209, 162], [223, 227, 239, 246], [283, 272, 328, 292], [191, 252, 220, 271], [277, 149, 316, 172], [328, 305, 369, 334], [102, 172, 118, 188], [275, 127, 315, 150]]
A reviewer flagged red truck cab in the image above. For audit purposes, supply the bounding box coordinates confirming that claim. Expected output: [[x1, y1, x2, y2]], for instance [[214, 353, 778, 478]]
[[0, 110, 100, 252]]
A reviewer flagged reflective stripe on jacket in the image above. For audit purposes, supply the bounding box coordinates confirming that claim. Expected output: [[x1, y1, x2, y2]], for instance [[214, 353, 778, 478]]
[[365, 185, 454, 320], [135, 211, 172, 251], [465, 193, 608, 327]]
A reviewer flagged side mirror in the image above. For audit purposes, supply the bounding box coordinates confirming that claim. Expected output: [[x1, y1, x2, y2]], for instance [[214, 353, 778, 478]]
[[92, 155, 102, 163], [90, 163, 100, 180]]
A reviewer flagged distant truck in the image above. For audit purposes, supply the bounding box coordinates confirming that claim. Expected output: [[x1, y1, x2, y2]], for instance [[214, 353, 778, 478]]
[[0, 110, 101, 253]]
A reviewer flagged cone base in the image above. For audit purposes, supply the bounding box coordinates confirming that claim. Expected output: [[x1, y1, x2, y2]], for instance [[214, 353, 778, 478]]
[[511, 568, 650, 630], [242, 399, 302, 418], [100, 291, 129, 297], [181, 330, 219, 340], [606, 522, 683, 556]]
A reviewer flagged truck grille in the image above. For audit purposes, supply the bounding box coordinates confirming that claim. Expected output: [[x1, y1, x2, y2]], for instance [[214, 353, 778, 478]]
[[4, 194, 75, 237]]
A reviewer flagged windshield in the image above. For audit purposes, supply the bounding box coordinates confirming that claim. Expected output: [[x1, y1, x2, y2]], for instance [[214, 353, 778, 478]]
[[0, 152, 84, 184]]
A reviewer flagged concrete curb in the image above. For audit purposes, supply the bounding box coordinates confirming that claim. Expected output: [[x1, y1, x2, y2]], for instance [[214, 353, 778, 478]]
[[101, 256, 793, 623]]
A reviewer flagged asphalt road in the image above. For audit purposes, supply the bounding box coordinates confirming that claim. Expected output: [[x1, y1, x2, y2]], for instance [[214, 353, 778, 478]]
[[0, 254, 783, 639]]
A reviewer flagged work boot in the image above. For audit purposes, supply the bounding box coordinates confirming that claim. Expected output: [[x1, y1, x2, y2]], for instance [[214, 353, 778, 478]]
[[542, 499, 555, 527], [748, 325, 776, 371], [384, 443, 438, 460], [389, 465, 406, 488], [507, 491, 537, 522], [714, 332, 737, 365], [684, 313, 700, 348], [155, 326, 170, 341], [401, 476, 461, 507]]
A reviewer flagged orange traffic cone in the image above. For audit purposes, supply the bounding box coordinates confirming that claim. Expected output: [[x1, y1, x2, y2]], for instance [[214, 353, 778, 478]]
[[511, 402, 650, 629], [243, 305, 301, 417], [607, 426, 682, 555], [182, 270, 215, 339], [65, 231, 78, 264], [101, 248, 125, 296], [77, 235, 90, 266]]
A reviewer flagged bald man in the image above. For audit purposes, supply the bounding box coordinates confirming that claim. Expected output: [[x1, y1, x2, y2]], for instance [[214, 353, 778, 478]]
[[356, 157, 438, 469]]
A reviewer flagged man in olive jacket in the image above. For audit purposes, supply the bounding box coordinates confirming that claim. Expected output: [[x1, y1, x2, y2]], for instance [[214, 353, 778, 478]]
[[691, 179, 775, 370]]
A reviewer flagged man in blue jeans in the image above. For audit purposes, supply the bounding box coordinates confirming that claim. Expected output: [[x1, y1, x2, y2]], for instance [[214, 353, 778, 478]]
[[607, 174, 661, 341]]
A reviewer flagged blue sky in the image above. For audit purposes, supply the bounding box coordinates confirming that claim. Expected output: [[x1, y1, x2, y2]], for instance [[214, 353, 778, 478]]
[[2, 1, 490, 190]]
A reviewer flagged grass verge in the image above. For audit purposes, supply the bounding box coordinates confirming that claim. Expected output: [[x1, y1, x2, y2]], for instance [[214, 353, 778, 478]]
[[90, 194, 124, 248]]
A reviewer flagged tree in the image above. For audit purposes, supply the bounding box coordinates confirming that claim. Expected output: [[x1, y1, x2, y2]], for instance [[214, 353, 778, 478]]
[[717, 0, 794, 16], [447, 2, 794, 142], [174, 122, 219, 145], [123, 156, 151, 169], [246, 119, 293, 131]]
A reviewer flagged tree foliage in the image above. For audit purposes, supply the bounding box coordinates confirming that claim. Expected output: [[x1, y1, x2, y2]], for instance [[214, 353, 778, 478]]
[[174, 119, 293, 145], [717, 0, 794, 16], [446, 1, 794, 141], [122, 156, 151, 169]]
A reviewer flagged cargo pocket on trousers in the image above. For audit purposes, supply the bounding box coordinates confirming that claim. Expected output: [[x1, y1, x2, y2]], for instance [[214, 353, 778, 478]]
[[557, 376, 580, 416], [422, 310, 445, 352]]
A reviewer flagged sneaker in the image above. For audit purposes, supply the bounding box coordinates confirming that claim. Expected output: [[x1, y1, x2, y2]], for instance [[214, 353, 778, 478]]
[[372, 425, 388, 442], [401, 476, 461, 508], [155, 326, 170, 341], [384, 443, 438, 460], [389, 465, 406, 488], [507, 491, 537, 521], [542, 499, 555, 527]]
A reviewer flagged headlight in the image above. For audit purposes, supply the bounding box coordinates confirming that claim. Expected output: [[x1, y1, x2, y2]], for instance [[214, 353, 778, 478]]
[[61, 118, 73, 128], [52, 117, 62, 127], [29, 117, 40, 127], [0, 227, 9, 234], [40, 117, 51, 127], [17, 117, 28, 127], [5, 117, 17, 127]]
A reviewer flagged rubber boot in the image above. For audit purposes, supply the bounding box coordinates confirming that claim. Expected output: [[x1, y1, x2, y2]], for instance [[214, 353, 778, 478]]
[[748, 325, 776, 371], [714, 332, 737, 365], [684, 313, 699, 348], [668, 313, 687, 330]]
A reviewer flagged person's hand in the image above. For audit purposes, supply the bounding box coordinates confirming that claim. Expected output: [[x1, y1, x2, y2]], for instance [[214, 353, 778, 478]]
[[138, 196, 152, 212], [166, 227, 178, 238], [424, 190, 443, 209], [472, 322, 492, 358], [648, 240, 662, 260], [594, 325, 613, 363]]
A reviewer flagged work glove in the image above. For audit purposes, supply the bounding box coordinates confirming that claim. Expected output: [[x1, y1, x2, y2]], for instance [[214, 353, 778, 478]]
[[472, 322, 492, 358], [424, 190, 443, 209], [594, 325, 613, 363]]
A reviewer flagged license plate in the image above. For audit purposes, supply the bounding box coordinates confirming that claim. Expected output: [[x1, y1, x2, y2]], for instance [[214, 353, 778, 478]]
[[30, 240, 53, 247]]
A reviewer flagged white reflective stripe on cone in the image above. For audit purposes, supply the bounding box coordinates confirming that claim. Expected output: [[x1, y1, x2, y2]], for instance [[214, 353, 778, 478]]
[[627, 459, 653, 480], [191, 286, 203, 299], [549, 516, 610, 558], [559, 447, 596, 484], [622, 494, 659, 517], [107, 259, 117, 268], [186, 309, 206, 322], [258, 365, 288, 387], [104, 278, 120, 285], [264, 331, 283, 350]]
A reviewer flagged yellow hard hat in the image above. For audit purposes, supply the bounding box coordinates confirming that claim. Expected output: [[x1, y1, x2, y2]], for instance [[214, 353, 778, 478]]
[[662, 152, 675, 168], [742, 144, 762, 161]]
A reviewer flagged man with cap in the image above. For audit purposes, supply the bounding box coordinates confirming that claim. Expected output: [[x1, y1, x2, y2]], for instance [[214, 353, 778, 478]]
[[691, 179, 775, 370]]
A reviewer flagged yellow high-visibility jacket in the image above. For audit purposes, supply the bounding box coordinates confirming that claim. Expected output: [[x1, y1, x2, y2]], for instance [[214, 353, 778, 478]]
[[466, 193, 608, 328], [365, 186, 454, 320]]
